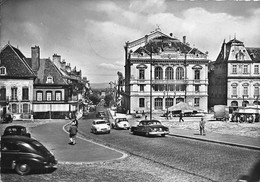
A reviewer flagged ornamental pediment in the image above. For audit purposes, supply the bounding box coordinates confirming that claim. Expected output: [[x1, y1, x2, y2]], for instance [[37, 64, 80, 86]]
[[136, 64, 147, 69], [192, 64, 203, 70]]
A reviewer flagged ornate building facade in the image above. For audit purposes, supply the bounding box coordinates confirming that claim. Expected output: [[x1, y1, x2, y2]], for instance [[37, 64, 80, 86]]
[[208, 38, 260, 110], [123, 30, 209, 114]]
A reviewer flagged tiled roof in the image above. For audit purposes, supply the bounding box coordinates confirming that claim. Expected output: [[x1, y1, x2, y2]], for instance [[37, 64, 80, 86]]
[[0, 44, 35, 78], [246, 47, 260, 62], [34, 58, 68, 85]]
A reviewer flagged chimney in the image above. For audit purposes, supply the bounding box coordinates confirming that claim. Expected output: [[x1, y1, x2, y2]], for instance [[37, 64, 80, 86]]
[[223, 39, 226, 60], [170, 33, 173, 37], [31, 46, 40, 71], [52, 54, 61, 67], [183, 36, 186, 44], [145, 35, 148, 44]]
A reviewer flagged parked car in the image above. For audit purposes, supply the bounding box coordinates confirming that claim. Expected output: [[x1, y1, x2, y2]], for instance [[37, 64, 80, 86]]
[[2, 125, 31, 138], [1, 135, 57, 175], [2, 113, 13, 123], [96, 111, 106, 118], [112, 118, 130, 130], [134, 111, 143, 118], [131, 120, 169, 137], [91, 119, 111, 134]]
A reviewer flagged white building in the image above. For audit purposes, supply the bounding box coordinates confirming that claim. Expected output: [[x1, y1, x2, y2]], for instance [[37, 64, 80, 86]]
[[123, 30, 209, 114]]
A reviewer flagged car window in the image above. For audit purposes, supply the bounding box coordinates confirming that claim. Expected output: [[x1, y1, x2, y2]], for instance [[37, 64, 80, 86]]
[[96, 121, 106, 124]]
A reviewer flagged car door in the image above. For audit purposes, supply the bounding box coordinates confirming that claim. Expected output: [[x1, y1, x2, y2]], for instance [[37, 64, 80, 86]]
[[1, 140, 20, 169]]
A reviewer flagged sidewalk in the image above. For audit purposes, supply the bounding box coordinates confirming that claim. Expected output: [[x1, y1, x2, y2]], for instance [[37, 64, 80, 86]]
[[109, 110, 260, 151]]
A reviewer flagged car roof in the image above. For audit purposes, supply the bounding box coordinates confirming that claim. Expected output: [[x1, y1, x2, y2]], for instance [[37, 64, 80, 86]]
[[93, 119, 106, 122], [5, 125, 26, 129], [1, 135, 36, 142]]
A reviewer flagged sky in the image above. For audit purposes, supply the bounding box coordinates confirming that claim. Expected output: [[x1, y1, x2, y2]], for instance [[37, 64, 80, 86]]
[[1, 0, 260, 83]]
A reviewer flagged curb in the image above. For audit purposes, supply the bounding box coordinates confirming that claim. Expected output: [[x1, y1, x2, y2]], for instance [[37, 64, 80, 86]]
[[168, 133, 260, 151]]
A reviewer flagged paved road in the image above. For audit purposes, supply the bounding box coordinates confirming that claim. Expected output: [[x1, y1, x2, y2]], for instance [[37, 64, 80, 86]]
[[82, 111, 260, 182], [31, 120, 125, 163]]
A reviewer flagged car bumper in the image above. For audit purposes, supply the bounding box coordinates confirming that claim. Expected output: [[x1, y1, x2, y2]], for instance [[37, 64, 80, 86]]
[[44, 160, 58, 168], [96, 129, 110, 133], [148, 131, 169, 136]]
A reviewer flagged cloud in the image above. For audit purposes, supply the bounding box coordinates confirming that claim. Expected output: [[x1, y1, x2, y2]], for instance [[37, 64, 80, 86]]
[[99, 62, 123, 70], [129, 0, 166, 14]]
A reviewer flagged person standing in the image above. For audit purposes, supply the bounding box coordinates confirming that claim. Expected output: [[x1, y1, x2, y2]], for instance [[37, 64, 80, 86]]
[[69, 122, 78, 145], [179, 112, 184, 122], [199, 117, 206, 135]]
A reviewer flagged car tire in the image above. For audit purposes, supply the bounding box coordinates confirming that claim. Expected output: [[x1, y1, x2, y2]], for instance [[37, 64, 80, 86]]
[[15, 162, 31, 175], [161, 134, 166, 137], [145, 131, 149, 136], [107, 131, 110, 134]]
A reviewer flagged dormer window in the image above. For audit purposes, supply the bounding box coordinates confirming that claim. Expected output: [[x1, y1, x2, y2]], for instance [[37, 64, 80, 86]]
[[46, 75, 54, 84], [0, 66, 6, 75]]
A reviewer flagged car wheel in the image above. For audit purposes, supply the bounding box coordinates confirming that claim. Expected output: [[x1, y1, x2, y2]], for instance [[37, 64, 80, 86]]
[[15, 162, 31, 175], [145, 131, 149, 136], [107, 131, 110, 134], [161, 134, 166, 137]]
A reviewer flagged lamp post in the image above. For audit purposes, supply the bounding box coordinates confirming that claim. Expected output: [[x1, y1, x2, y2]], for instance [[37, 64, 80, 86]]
[[149, 51, 153, 120]]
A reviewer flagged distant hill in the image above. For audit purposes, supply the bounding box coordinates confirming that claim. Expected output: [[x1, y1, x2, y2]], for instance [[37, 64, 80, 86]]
[[90, 83, 110, 89]]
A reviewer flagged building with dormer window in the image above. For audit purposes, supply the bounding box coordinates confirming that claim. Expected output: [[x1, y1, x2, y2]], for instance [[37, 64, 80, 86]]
[[208, 38, 260, 110], [0, 43, 36, 120], [123, 30, 209, 114]]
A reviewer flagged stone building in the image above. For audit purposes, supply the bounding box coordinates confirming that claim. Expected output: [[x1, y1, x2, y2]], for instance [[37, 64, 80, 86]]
[[0, 43, 36, 120], [208, 38, 260, 110], [123, 30, 209, 114]]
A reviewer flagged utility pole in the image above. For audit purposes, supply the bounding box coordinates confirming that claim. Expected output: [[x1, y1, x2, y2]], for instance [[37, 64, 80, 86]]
[[150, 51, 153, 120]]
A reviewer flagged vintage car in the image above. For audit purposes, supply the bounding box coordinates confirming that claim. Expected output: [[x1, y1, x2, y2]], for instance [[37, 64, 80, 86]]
[[96, 111, 106, 118], [2, 113, 13, 123], [112, 118, 130, 130], [130, 120, 169, 137], [1, 135, 57, 175], [2, 125, 31, 138], [91, 119, 111, 134]]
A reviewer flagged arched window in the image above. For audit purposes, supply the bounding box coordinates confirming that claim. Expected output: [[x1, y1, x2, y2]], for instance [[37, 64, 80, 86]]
[[155, 98, 163, 110], [165, 67, 174, 80], [154, 67, 163, 80], [176, 67, 184, 80], [231, 101, 238, 107], [242, 101, 249, 107], [194, 70, 200, 80], [165, 98, 174, 108]]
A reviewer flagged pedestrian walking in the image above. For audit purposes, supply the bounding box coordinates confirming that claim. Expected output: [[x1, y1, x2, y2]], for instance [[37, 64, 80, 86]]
[[199, 117, 206, 135], [145, 115, 148, 120], [179, 112, 184, 122], [69, 121, 78, 145]]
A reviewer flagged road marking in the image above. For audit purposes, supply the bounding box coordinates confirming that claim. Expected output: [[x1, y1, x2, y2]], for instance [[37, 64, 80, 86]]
[[62, 122, 128, 164]]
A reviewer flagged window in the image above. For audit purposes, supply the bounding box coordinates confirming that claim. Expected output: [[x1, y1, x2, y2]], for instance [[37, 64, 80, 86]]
[[140, 85, 144, 92], [176, 67, 184, 80], [11, 87, 17, 100], [154, 67, 163, 80], [46, 75, 54, 84], [46, 91, 52, 101], [23, 104, 29, 113], [232, 86, 237, 95], [243, 87, 248, 96], [36, 91, 43, 101], [139, 98, 145, 108], [176, 98, 184, 104], [254, 65, 259, 74], [154, 98, 163, 110], [254, 87, 259, 96], [0, 66, 6, 75], [139, 69, 145, 79], [195, 85, 200, 92], [232, 65, 237, 74], [231, 101, 238, 107], [55, 91, 62, 101], [194, 98, 200, 106], [165, 67, 174, 80], [154, 84, 164, 91], [243, 65, 248, 74], [176, 84, 185, 91], [22, 87, 29, 100], [0, 87, 6, 100], [11, 104, 18, 113], [165, 98, 174, 108], [194, 70, 200, 80]]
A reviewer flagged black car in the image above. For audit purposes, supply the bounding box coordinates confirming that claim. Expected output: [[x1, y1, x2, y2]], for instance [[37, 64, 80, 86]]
[[2, 125, 31, 138], [131, 120, 169, 137], [2, 113, 13, 123], [1, 135, 57, 175], [96, 111, 106, 118]]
